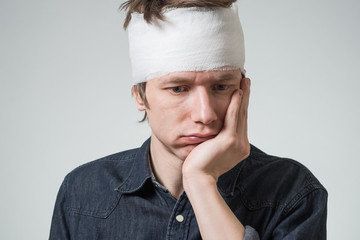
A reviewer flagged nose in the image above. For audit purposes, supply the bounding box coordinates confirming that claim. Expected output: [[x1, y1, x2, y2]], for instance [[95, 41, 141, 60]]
[[190, 88, 217, 125]]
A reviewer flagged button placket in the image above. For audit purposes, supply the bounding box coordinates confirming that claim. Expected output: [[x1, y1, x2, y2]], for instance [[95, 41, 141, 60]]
[[166, 193, 192, 240]]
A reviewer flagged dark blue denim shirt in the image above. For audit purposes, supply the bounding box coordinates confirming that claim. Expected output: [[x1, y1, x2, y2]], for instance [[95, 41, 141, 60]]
[[49, 138, 327, 239]]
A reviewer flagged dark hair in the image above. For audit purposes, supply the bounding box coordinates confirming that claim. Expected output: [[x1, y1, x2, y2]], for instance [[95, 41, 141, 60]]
[[120, 0, 237, 29]]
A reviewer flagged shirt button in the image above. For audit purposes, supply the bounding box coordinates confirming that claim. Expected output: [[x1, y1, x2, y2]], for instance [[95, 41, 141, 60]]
[[176, 214, 184, 223]]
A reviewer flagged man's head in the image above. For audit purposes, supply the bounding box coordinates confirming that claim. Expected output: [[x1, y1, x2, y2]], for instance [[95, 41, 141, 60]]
[[122, 0, 245, 120], [123, 0, 245, 159]]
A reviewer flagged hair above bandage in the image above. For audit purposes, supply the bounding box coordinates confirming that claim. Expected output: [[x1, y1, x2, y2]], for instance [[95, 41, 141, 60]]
[[127, 4, 245, 84]]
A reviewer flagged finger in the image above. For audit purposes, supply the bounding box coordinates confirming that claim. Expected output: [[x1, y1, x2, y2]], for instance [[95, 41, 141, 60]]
[[223, 89, 243, 133], [237, 78, 251, 138], [240, 77, 250, 111]]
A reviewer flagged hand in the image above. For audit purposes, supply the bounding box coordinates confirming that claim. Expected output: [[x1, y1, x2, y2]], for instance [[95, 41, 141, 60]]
[[182, 77, 251, 183]]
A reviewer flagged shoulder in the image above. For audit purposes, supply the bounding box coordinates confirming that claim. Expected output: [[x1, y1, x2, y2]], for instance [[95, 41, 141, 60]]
[[237, 144, 327, 210], [61, 147, 140, 218], [219, 145, 327, 238], [66, 147, 138, 185]]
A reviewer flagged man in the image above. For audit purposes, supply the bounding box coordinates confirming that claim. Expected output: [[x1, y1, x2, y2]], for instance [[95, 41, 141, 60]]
[[49, 0, 327, 239]]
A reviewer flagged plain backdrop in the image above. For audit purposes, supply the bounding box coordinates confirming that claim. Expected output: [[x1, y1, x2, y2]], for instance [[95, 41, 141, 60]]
[[1, 0, 359, 239]]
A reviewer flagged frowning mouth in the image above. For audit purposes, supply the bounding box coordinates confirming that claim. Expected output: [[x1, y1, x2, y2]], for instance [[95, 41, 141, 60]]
[[180, 135, 216, 144]]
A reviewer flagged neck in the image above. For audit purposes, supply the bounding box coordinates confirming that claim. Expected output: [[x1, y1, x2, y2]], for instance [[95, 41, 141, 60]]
[[150, 136, 184, 199]]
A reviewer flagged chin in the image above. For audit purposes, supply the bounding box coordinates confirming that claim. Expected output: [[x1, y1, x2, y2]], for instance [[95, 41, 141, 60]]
[[177, 144, 198, 160]]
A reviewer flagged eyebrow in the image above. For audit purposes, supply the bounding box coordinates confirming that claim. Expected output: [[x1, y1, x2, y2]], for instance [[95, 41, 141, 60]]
[[212, 73, 238, 81], [161, 77, 192, 84]]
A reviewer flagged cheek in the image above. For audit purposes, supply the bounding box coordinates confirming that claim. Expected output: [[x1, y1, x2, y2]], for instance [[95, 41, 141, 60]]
[[216, 95, 233, 119], [147, 89, 188, 115], [146, 95, 184, 128]]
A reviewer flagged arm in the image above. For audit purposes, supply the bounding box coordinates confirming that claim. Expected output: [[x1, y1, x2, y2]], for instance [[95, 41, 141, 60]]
[[183, 174, 246, 239], [182, 77, 255, 240]]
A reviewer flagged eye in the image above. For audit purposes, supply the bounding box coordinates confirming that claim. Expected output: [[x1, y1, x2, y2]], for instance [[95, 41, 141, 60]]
[[214, 84, 229, 91], [170, 86, 188, 93]]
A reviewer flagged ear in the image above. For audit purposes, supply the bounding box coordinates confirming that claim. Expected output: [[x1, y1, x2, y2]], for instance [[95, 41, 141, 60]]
[[132, 85, 146, 111]]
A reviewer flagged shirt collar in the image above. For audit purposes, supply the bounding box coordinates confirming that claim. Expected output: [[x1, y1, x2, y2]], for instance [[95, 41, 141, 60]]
[[115, 138, 153, 194], [115, 137, 255, 197]]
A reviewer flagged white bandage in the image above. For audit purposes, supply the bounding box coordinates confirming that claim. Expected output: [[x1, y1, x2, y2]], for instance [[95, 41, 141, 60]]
[[127, 4, 245, 84]]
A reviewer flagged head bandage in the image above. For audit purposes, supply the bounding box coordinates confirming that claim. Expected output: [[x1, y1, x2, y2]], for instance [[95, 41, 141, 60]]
[[127, 4, 245, 84]]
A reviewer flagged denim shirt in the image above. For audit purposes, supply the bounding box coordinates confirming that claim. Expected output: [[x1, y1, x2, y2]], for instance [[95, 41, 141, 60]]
[[49, 138, 327, 239]]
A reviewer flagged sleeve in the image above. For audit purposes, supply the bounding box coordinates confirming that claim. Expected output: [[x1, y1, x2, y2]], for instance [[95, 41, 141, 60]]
[[273, 189, 328, 240], [244, 225, 260, 240], [49, 176, 71, 240]]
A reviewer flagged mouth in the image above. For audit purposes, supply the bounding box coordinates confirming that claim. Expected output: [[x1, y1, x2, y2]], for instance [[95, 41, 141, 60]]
[[180, 134, 217, 144]]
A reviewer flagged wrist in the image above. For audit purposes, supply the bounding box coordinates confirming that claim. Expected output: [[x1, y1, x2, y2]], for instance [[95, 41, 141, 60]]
[[182, 170, 217, 194]]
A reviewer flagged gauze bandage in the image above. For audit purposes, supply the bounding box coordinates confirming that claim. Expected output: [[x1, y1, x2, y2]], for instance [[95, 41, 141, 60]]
[[127, 4, 245, 84]]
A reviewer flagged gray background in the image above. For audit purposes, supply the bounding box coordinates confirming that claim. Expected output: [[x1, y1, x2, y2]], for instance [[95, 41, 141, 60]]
[[1, 0, 359, 239]]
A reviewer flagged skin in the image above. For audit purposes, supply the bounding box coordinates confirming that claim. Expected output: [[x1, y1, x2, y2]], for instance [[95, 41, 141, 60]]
[[133, 69, 251, 240]]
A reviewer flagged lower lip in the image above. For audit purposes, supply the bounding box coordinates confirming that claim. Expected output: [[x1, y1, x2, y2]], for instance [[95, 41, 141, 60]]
[[181, 135, 216, 144]]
